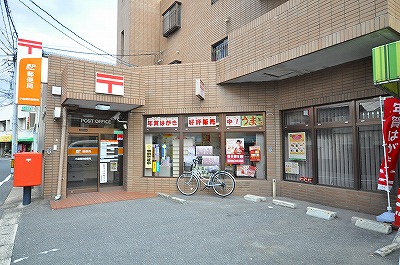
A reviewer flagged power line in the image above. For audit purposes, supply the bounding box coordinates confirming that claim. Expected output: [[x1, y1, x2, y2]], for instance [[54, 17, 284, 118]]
[[25, 0, 133, 67], [44, 46, 161, 57]]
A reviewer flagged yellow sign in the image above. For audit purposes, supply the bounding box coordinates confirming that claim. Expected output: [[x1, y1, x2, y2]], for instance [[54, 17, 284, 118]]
[[0, 135, 12, 142]]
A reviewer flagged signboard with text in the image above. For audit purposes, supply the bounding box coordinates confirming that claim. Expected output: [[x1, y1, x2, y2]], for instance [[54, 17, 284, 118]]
[[16, 38, 43, 106]]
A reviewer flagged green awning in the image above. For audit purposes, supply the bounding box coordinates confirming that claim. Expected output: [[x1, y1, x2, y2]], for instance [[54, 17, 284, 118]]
[[18, 137, 34, 142], [372, 41, 400, 97]]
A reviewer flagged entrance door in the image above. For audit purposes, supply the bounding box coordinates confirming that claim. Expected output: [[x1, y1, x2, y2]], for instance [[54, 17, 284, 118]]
[[67, 135, 99, 193], [99, 133, 124, 189]]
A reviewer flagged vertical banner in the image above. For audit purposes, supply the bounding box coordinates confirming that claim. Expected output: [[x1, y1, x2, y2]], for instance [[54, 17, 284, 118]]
[[378, 98, 400, 191], [16, 38, 43, 106], [288, 132, 306, 160]]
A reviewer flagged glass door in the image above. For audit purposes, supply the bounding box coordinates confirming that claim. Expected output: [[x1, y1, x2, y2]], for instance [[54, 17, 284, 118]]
[[67, 135, 99, 193], [99, 133, 123, 188]]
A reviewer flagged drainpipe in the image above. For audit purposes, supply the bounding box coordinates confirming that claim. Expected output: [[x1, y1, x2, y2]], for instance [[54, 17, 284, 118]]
[[55, 107, 66, 200]]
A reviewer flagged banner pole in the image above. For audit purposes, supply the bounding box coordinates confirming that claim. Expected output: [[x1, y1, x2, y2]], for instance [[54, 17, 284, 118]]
[[379, 96, 392, 212]]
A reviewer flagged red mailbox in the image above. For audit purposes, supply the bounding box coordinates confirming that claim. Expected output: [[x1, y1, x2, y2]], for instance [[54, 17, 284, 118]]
[[14, 152, 42, 187]]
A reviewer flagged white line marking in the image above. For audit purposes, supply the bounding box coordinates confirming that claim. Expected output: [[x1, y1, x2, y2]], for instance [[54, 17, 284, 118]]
[[0, 174, 11, 187], [13, 257, 28, 263], [39, 248, 59, 254]]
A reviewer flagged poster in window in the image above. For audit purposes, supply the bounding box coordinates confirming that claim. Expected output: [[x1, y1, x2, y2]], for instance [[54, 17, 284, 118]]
[[237, 165, 256, 177], [288, 132, 306, 160], [100, 163, 108, 183], [110, 161, 118, 172], [145, 144, 153, 168], [285, 162, 299, 174], [226, 138, 244, 164], [249, 146, 261, 162]]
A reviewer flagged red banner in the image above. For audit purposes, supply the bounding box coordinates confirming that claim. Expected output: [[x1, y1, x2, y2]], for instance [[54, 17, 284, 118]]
[[378, 98, 400, 191]]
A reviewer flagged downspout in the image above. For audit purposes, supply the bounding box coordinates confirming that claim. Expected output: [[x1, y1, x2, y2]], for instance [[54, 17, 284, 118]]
[[55, 106, 67, 200]]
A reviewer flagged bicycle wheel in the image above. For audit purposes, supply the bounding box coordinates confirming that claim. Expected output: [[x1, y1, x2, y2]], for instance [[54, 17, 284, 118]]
[[212, 171, 235, 197], [176, 172, 199, 195]]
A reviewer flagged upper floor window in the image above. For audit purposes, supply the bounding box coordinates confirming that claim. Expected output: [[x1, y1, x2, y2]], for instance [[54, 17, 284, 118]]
[[163, 1, 181, 38], [211, 38, 228, 61]]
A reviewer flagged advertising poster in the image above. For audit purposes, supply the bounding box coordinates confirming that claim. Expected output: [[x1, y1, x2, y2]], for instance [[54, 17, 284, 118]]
[[237, 165, 256, 177], [145, 144, 153, 168], [100, 163, 107, 183], [249, 146, 261, 162], [226, 138, 244, 164], [285, 162, 299, 174], [288, 132, 306, 160]]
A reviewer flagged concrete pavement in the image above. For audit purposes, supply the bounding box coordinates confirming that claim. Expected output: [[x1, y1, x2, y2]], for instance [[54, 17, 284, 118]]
[[1, 188, 400, 264]]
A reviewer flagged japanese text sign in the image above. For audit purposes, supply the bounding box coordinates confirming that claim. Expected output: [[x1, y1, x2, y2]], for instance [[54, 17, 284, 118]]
[[378, 98, 400, 191], [16, 38, 42, 106], [188, 116, 217, 127], [17, 58, 42, 106]]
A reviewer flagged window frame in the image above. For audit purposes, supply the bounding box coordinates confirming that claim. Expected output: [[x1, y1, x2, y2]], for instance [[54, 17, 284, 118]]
[[162, 1, 182, 38], [211, 37, 228, 61]]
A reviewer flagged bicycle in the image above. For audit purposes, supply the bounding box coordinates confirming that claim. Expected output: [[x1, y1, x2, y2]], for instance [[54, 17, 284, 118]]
[[176, 157, 235, 197]]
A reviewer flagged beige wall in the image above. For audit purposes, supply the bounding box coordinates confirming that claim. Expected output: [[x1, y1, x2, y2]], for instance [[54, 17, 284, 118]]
[[218, 0, 394, 83]]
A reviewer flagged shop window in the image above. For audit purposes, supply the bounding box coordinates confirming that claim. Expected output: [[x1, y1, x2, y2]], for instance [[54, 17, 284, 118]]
[[162, 2, 182, 37], [317, 127, 354, 188], [0, 121, 5, 131], [359, 98, 381, 121], [316, 104, 349, 124], [211, 38, 228, 61], [283, 131, 313, 183], [225, 132, 265, 179], [183, 132, 221, 172], [359, 125, 383, 190], [144, 133, 180, 177], [283, 109, 311, 127]]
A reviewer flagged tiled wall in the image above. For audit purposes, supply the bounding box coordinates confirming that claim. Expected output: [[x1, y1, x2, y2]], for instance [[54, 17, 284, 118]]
[[218, 0, 394, 83]]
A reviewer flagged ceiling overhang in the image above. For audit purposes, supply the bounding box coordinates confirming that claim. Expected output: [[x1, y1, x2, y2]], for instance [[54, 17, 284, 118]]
[[222, 28, 400, 84], [63, 98, 141, 112]]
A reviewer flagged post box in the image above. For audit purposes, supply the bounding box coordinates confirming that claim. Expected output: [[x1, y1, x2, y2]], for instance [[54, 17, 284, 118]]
[[14, 152, 42, 187]]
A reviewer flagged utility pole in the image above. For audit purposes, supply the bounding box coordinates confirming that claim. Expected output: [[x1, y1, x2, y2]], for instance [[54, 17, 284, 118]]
[[11, 51, 17, 173]]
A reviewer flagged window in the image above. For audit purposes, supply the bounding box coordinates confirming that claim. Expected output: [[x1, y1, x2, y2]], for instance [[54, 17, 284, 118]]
[[120, 30, 125, 58], [162, 2, 181, 37], [144, 133, 180, 177], [282, 98, 400, 192], [212, 38, 228, 61], [211, 0, 219, 4], [144, 113, 265, 179]]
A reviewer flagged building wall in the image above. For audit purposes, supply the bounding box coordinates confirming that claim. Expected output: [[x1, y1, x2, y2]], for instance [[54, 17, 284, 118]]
[[117, 0, 161, 67], [217, 0, 392, 83]]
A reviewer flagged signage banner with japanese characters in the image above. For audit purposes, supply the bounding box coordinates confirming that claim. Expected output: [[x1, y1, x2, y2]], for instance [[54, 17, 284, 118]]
[[147, 117, 179, 128], [16, 38, 43, 106], [378, 98, 400, 191], [188, 116, 217, 127]]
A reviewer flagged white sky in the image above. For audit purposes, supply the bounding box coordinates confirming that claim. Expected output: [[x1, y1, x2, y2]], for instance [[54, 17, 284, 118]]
[[8, 0, 118, 64]]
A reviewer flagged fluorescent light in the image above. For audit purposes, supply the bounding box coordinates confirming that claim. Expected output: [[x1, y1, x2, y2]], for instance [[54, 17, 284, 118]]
[[95, 104, 110, 111]]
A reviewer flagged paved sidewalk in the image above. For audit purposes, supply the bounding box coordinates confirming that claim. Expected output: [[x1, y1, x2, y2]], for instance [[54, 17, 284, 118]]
[[1, 191, 400, 264]]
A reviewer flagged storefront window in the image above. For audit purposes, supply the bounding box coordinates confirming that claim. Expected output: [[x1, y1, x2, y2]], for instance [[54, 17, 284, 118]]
[[359, 125, 382, 190], [183, 132, 221, 172], [283, 131, 312, 182], [144, 133, 179, 177], [317, 127, 354, 188], [225, 132, 265, 179]]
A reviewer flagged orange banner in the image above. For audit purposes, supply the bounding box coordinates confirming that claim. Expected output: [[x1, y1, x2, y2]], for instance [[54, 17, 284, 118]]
[[18, 58, 42, 106]]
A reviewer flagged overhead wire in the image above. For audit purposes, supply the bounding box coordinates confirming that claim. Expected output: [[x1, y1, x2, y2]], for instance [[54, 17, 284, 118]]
[[25, 0, 133, 66]]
